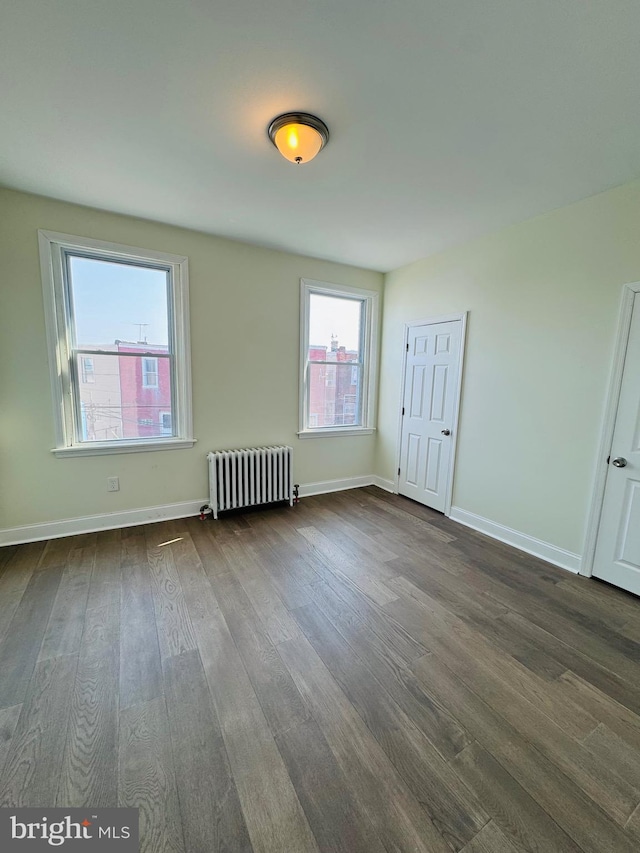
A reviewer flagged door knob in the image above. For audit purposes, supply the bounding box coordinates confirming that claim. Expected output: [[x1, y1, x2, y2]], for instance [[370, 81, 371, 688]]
[[441, 429, 451, 436], [612, 457, 627, 468]]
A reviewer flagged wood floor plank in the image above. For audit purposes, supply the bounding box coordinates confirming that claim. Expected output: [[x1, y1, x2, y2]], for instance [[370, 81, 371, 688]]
[[0, 705, 22, 778], [0, 545, 19, 570], [387, 582, 639, 826], [39, 545, 94, 661], [163, 649, 252, 853], [223, 519, 316, 608], [450, 741, 582, 853], [206, 568, 310, 738], [1, 489, 640, 852], [0, 564, 64, 709], [502, 611, 640, 716], [621, 619, 640, 644], [412, 652, 639, 853], [296, 526, 398, 606], [186, 518, 240, 576], [308, 569, 427, 664], [291, 602, 489, 850], [0, 590, 29, 652], [225, 537, 305, 644], [246, 512, 320, 586], [275, 718, 387, 853], [37, 536, 76, 569], [1, 542, 48, 582], [0, 654, 78, 807], [191, 589, 319, 853], [298, 498, 400, 562], [0, 542, 45, 644], [144, 529, 197, 661], [248, 540, 316, 610], [388, 574, 599, 739], [389, 552, 511, 622], [626, 804, 640, 841], [119, 697, 185, 853], [308, 579, 470, 760], [57, 603, 119, 807], [558, 670, 640, 752], [459, 820, 525, 853], [553, 577, 634, 630], [452, 543, 640, 684], [278, 632, 453, 853], [470, 611, 568, 682], [357, 488, 457, 543], [168, 533, 221, 623], [582, 723, 640, 790], [120, 535, 163, 710], [88, 534, 122, 612]]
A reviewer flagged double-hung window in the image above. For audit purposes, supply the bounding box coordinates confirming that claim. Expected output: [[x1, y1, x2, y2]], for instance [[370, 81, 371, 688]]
[[299, 279, 379, 437], [39, 231, 194, 456]]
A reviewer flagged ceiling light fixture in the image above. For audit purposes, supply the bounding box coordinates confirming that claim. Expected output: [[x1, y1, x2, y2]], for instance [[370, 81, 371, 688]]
[[268, 112, 329, 164]]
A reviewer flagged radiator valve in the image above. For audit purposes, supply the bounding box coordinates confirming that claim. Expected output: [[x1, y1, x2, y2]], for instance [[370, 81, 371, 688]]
[[199, 504, 212, 521]]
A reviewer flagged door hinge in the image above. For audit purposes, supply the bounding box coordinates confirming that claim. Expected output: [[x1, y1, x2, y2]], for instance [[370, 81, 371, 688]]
[[406, 343, 409, 352], [398, 467, 401, 476], [607, 455, 610, 464], [402, 407, 405, 416]]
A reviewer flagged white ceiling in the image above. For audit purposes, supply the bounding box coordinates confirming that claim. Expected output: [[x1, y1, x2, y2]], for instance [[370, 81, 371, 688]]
[[2, 0, 639, 271]]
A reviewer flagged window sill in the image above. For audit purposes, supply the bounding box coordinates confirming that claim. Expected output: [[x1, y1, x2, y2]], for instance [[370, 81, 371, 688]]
[[51, 438, 197, 458], [297, 428, 375, 439]]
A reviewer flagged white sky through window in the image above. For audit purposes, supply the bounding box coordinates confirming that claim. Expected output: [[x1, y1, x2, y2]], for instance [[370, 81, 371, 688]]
[[309, 293, 361, 353]]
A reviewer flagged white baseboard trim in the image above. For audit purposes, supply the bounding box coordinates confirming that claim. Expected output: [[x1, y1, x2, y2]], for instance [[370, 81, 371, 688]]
[[298, 475, 376, 498], [371, 476, 395, 493], [0, 499, 208, 546], [448, 506, 581, 574], [1, 477, 397, 546]]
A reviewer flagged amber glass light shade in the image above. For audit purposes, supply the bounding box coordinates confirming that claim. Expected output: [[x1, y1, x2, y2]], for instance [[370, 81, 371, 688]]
[[268, 113, 329, 164]]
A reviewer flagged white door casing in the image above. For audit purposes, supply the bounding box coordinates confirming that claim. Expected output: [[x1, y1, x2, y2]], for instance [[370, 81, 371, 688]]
[[397, 315, 466, 514], [592, 293, 640, 596]]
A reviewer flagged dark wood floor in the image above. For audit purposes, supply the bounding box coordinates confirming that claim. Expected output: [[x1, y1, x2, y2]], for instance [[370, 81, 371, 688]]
[[0, 487, 639, 851]]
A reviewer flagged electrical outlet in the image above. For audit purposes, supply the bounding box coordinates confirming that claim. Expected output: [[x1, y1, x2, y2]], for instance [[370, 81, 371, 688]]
[[107, 476, 120, 492]]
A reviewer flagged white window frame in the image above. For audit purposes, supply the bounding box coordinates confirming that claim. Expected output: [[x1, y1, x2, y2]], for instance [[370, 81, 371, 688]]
[[39, 230, 195, 457], [299, 278, 379, 438]]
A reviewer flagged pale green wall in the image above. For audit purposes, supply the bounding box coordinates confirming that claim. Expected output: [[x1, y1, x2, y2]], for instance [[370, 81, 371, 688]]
[[5, 179, 640, 550], [0, 188, 383, 530], [376, 179, 640, 556]]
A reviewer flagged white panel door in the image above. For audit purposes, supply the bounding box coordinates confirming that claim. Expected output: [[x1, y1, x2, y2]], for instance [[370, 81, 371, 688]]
[[593, 295, 640, 595], [399, 320, 462, 512]]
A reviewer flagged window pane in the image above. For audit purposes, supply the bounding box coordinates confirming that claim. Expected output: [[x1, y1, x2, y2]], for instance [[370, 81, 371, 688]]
[[308, 363, 362, 427], [308, 294, 362, 360], [67, 255, 170, 349], [75, 352, 173, 441]]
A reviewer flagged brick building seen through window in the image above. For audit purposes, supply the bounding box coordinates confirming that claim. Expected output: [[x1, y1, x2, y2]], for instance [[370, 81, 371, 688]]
[[308, 335, 360, 428]]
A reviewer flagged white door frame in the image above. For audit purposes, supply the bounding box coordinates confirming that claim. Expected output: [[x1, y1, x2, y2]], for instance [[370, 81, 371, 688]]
[[394, 312, 468, 516], [581, 282, 640, 577]]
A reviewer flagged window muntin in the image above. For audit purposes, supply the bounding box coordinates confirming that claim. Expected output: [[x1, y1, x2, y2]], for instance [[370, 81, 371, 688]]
[[39, 231, 193, 456], [300, 280, 378, 436]]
